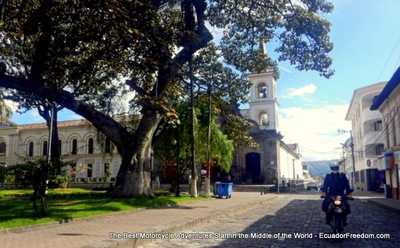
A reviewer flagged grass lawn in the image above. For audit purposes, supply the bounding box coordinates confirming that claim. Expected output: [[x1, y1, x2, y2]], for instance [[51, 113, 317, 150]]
[[0, 188, 210, 230]]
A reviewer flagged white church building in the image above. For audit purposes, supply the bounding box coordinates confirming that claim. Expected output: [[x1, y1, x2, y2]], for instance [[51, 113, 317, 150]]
[[232, 66, 303, 185]]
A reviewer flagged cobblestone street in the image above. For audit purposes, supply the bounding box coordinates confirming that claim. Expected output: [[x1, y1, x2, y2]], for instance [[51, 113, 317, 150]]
[[139, 192, 400, 248]]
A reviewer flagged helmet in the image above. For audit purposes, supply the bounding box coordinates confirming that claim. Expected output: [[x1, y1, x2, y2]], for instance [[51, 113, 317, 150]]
[[330, 163, 339, 173]]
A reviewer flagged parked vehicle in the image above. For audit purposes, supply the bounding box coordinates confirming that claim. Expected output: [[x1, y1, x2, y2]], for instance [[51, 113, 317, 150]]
[[307, 182, 318, 190]]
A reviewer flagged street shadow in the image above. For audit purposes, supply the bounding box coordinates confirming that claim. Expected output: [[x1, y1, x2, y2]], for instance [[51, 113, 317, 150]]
[[207, 195, 400, 247], [147, 204, 209, 210]]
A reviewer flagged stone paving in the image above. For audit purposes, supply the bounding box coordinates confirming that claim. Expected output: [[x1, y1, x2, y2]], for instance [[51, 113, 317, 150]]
[[140, 192, 400, 248], [0, 189, 399, 248], [0, 191, 278, 248]]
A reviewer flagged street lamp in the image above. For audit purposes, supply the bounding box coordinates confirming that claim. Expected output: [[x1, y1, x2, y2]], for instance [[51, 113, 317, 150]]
[[338, 129, 356, 190], [205, 83, 212, 197]]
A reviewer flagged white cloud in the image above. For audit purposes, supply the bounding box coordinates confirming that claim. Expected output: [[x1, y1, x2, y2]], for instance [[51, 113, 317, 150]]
[[279, 104, 351, 161], [283, 84, 317, 99]]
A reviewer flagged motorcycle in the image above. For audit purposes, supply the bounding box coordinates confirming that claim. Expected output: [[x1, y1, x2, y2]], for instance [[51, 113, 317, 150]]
[[322, 194, 354, 234]]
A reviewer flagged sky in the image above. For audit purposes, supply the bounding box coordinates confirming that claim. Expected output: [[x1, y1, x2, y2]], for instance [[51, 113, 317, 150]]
[[272, 0, 400, 162], [6, 0, 400, 162]]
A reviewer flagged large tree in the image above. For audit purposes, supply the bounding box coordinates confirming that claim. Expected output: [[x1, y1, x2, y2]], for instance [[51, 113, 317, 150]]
[[0, 98, 12, 123], [0, 0, 334, 197]]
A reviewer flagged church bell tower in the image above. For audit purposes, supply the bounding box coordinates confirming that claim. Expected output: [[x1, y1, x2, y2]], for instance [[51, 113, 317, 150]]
[[247, 42, 280, 132]]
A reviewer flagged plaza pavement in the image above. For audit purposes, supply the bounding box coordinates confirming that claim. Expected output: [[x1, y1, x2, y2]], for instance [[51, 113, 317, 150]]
[[0, 188, 398, 248]]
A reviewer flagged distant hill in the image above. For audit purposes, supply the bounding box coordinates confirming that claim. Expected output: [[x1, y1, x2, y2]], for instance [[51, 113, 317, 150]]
[[302, 160, 335, 178]]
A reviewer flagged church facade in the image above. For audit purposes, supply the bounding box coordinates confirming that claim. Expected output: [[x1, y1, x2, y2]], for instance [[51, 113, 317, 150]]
[[232, 68, 303, 185]]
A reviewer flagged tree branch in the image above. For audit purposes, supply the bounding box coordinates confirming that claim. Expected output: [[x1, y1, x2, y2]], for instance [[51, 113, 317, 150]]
[[0, 73, 133, 150]]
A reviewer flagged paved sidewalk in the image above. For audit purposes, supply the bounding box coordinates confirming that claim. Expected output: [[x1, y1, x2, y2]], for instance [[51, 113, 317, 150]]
[[0, 192, 278, 248], [0, 190, 398, 248], [354, 190, 400, 213]]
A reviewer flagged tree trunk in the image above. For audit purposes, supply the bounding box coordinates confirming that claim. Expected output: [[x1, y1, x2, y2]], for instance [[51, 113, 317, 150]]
[[40, 194, 48, 215], [190, 177, 198, 197], [116, 171, 152, 197], [114, 112, 160, 197], [114, 151, 153, 197], [31, 189, 39, 216], [49, 109, 60, 160]]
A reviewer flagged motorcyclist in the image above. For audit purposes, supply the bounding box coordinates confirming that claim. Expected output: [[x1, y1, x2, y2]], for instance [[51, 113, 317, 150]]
[[321, 163, 353, 226]]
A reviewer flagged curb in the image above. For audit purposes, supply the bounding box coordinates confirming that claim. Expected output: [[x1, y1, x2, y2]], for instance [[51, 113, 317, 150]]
[[365, 199, 400, 215], [82, 195, 279, 248], [0, 198, 212, 236]]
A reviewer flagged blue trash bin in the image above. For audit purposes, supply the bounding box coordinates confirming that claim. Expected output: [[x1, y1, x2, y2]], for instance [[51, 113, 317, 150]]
[[216, 183, 233, 198]]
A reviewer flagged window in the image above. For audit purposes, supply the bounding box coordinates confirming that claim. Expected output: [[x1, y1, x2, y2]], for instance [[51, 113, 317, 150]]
[[105, 138, 111, 153], [43, 141, 48, 156], [259, 113, 269, 126], [71, 139, 78, 155], [258, 83, 268, 98], [0, 142, 6, 154], [374, 120, 382, 131], [360, 170, 365, 183], [28, 142, 34, 157], [375, 144, 384, 155], [88, 138, 94, 154]]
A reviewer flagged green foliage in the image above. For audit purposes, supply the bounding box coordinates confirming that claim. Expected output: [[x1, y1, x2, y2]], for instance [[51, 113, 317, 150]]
[[196, 117, 234, 172], [208, 0, 334, 78], [152, 189, 173, 196], [225, 114, 258, 148], [0, 188, 104, 198], [154, 97, 235, 173], [48, 176, 69, 189], [5, 158, 76, 216], [0, 0, 336, 196]]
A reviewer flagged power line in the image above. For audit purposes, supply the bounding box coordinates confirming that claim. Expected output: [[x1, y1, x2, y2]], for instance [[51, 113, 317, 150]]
[[376, 35, 400, 82]]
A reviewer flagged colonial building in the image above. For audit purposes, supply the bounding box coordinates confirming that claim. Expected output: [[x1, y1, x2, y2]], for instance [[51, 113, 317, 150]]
[[370, 66, 400, 199], [0, 118, 122, 184], [234, 64, 303, 185], [345, 82, 386, 192]]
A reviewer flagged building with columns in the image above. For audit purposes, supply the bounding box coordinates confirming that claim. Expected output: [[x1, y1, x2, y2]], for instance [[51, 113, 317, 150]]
[[0, 118, 122, 184], [370, 66, 400, 199], [345, 82, 386, 192]]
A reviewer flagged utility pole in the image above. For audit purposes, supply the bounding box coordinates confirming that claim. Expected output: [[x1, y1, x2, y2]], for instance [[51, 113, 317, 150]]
[[350, 130, 356, 190], [338, 129, 356, 190]]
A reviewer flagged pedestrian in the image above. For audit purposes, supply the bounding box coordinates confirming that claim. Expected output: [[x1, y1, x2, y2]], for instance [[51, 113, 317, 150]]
[[281, 175, 286, 187], [226, 173, 231, 182]]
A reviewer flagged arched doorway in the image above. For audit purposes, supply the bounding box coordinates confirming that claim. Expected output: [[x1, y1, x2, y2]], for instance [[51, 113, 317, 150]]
[[245, 153, 261, 184]]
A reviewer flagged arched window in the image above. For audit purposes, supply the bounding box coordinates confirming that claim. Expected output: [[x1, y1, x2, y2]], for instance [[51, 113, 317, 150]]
[[71, 139, 78, 155], [88, 138, 94, 154], [258, 83, 268, 98], [28, 142, 34, 157], [260, 113, 269, 126], [43, 141, 48, 156], [105, 138, 111, 153], [0, 142, 6, 154]]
